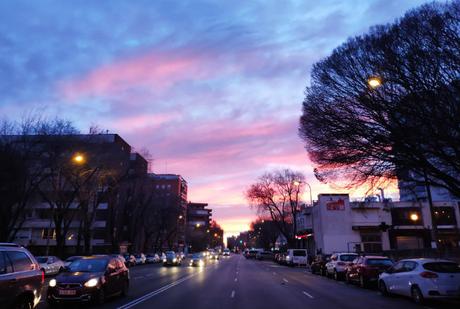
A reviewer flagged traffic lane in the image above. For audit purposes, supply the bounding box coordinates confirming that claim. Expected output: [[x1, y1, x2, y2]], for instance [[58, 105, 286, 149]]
[[126, 255, 236, 309], [36, 261, 193, 309], [254, 260, 460, 309]]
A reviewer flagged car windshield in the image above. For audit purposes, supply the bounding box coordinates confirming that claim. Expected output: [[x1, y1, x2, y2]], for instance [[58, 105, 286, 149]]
[[340, 255, 357, 262], [166, 252, 176, 257], [68, 258, 108, 272], [423, 262, 460, 273], [293, 250, 306, 256], [192, 253, 203, 258], [366, 259, 393, 266], [36, 257, 48, 263], [135, 254, 142, 258]]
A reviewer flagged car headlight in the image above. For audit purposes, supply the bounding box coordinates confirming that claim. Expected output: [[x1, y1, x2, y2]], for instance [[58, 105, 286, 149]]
[[163, 259, 167, 262], [199, 260, 204, 266], [173, 258, 177, 262], [84, 278, 99, 288], [286, 256, 290, 260], [49, 279, 57, 287]]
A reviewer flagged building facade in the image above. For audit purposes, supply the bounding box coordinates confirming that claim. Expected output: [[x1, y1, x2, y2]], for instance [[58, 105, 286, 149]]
[[296, 193, 460, 255]]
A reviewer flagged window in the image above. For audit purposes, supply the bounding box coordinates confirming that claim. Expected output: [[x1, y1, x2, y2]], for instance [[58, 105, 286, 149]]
[[433, 207, 457, 225], [6, 251, 33, 272], [396, 236, 424, 249], [403, 261, 418, 271], [0, 252, 11, 274], [41, 228, 56, 239], [390, 261, 405, 273], [423, 262, 460, 273], [361, 232, 382, 253], [391, 208, 423, 225]]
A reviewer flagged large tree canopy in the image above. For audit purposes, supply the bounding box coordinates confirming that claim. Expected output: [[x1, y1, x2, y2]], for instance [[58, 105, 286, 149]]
[[299, 1, 460, 198]]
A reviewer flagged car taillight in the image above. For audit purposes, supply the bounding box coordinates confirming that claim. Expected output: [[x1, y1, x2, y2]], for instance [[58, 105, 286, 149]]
[[41, 270, 45, 283], [420, 271, 438, 279], [337, 262, 345, 266]]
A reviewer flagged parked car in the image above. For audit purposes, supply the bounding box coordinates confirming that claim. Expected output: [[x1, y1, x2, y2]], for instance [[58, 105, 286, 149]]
[[378, 259, 460, 304], [0, 243, 44, 309], [345, 256, 393, 287], [64, 256, 83, 267], [47, 255, 129, 305], [123, 254, 136, 267], [36, 256, 65, 276], [311, 254, 331, 276], [146, 254, 160, 264], [189, 253, 206, 267], [325, 252, 358, 280], [223, 249, 230, 257], [256, 251, 274, 261], [134, 253, 146, 265], [163, 251, 181, 266], [275, 252, 287, 265], [285, 249, 308, 266]]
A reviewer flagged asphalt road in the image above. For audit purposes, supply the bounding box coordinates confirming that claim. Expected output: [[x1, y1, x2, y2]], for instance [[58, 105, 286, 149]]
[[38, 255, 460, 309]]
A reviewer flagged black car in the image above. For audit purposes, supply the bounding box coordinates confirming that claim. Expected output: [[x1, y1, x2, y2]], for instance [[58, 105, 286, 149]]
[[47, 256, 129, 305], [189, 253, 206, 267], [311, 254, 331, 276], [163, 251, 181, 266], [0, 243, 44, 309]]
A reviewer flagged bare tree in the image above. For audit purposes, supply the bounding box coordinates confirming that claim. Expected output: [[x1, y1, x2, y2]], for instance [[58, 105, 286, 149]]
[[246, 169, 305, 246], [299, 2, 460, 198]]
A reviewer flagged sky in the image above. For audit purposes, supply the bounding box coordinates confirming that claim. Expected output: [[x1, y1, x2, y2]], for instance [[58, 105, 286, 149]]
[[0, 0, 430, 238]]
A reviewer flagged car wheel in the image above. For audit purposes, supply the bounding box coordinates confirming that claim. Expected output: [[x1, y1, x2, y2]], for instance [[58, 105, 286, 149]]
[[333, 270, 340, 281], [378, 280, 389, 296], [14, 297, 33, 309], [121, 280, 129, 297], [96, 289, 105, 305], [359, 275, 367, 288], [411, 286, 425, 305]]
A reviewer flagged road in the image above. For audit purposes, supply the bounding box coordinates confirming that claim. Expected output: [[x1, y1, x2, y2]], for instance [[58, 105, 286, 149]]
[[38, 255, 459, 309]]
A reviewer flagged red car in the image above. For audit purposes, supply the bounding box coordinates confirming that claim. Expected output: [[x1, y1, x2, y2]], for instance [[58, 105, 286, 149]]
[[345, 256, 393, 288]]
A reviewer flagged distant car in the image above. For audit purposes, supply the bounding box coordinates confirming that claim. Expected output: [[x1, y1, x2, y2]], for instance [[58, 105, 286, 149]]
[[345, 256, 393, 287], [134, 253, 146, 265], [285, 249, 308, 266], [378, 259, 460, 304], [325, 252, 358, 280], [0, 243, 44, 309], [208, 250, 219, 260], [47, 256, 129, 305], [256, 251, 274, 261], [36, 256, 65, 275], [189, 253, 206, 267], [123, 254, 136, 267], [64, 256, 83, 267], [146, 254, 160, 264], [163, 251, 181, 266], [311, 254, 331, 276], [246, 249, 261, 259], [223, 249, 230, 257]]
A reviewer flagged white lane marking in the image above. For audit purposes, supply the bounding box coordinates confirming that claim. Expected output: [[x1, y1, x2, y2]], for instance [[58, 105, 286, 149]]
[[283, 278, 288, 283], [234, 278, 238, 282], [117, 272, 200, 309], [302, 291, 314, 299], [231, 290, 235, 298]]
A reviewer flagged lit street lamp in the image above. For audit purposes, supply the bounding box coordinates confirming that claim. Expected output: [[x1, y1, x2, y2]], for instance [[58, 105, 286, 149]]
[[73, 153, 85, 164], [410, 213, 419, 222], [367, 76, 382, 88]]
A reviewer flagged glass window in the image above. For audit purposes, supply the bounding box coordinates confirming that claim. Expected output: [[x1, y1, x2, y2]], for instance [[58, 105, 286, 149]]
[[391, 261, 405, 273], [6, 251, 33, 272], [433, 207, 457, 225], [423, 262, 460, 273], [0, 252, 10, 274], [366, 259, 393, 266], [68, 259, 108, 272], [340, 254, 357, 262], [403, 261, 418, 271]]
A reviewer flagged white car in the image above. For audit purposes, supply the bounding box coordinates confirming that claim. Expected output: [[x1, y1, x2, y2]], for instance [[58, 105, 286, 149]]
[[325, 252, 358, 280], [135, 253, 146, 265], [285, 249, 308, 266], [36, 256, 65, 275], [378, 258, 460, 304], [146, 254, 160, 263], [223, 249, 230, 256]]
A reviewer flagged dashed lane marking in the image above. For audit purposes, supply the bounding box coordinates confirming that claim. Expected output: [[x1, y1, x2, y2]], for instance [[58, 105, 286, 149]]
[[302, 291, 314, 299], [283, 278, 288, 283], [231, 290, 235, 298]]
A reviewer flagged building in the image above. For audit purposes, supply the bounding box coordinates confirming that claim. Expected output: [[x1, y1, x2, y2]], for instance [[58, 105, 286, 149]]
[[149, 174, 188, 250], [296, 193, 460, 256], [186, 202, 211, 252]]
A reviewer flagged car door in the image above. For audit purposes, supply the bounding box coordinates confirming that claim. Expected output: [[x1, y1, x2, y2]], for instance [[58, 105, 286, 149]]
[[349, 258, 360, 280], [0, 251, 16, 307], [397, 261, 418, 296], [385, 261, 405, 293]]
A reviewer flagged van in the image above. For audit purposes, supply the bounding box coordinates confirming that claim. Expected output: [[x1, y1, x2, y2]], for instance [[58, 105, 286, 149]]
[[285, 249, 308, 266]]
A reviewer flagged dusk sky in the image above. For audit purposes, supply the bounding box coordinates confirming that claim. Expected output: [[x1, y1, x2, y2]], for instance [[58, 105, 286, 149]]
[[0, 0, 429, 238]]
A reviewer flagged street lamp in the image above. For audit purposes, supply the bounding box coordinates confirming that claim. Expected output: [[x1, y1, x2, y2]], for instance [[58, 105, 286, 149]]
[[196, 223, 201, 228], [367, 76, 382, 88], [410, 213, 419, 222], [73, 153, 85, 164]]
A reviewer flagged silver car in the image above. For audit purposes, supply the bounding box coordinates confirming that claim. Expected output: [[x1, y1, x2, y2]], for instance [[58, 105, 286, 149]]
[[36, 256, 65, 275]]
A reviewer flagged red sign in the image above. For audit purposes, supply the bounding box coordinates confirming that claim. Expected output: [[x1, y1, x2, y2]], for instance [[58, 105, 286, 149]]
[[326, 198, 345, 210]]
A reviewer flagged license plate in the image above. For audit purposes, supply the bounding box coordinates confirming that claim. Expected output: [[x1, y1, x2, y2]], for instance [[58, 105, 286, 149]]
[[59, 289, 76, 296]]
